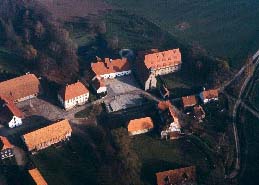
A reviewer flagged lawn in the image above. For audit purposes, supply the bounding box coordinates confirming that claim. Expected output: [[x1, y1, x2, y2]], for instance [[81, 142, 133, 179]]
[[32, 134, 99, 185], [132, 133, 224, 185], [105, 0, 259, 68]]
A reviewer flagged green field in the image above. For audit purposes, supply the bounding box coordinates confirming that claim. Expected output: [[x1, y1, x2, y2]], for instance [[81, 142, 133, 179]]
[[32, 134, 99, 185], [105, 0, 259, 67], [132, 134, 224, 185]]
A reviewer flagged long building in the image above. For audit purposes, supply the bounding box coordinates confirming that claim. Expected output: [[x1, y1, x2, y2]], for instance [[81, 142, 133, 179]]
[[137, 49, 182, 90], [22, 119, 72, 153], [91, 58, 131, 79], [0, 73, 40, 103]]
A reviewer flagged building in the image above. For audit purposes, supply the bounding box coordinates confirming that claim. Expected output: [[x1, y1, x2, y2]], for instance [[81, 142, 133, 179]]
[[58, 81, 89, 110], [0, 73, 40, 103], [156, 166, 197, 185], [158, 101, 182, 140], [182, 96, 197, 109], [0, 136, 14, 160], [91, 58, 131, 79], [28, 168, 48, 185], [0, 97, 24, 128], [200, 89, 219, 104], [193, 105, 205, 122], [22, 119, 72, 153], [136, 49, 182, 90], [92, 77, 107, 97], [127, 117, 154, 135]]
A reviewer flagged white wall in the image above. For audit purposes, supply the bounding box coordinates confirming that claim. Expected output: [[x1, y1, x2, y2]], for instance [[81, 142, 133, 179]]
[[100, 70, 131, 79], [8, 116, 22, 128], [63, 93, 89, 110], [97, 86, 107, 94]]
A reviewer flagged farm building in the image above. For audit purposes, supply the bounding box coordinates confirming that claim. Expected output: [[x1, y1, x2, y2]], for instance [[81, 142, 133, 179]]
[[92, 77, 107, 97], [127, 117, 154, 135], [0, 136, 14, 160], [156, 166, 197, 185], [0, 73, 40, 103], [136, 49, 182, 90], [28, 168, 48, 185], [0, 97, 24, 128], [91, 58, 131, 79], [182, 96, 197, 109], [22, 119, 72, 153], [199, 89, 219, 104], [58, 81, 89, 110]]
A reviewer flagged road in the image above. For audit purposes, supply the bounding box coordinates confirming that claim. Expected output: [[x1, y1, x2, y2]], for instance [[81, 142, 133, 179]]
[[224, 50, 259, 179]]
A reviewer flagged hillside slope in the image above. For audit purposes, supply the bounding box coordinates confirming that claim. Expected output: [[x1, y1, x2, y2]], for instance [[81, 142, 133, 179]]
[[106, 0, 259, 67]]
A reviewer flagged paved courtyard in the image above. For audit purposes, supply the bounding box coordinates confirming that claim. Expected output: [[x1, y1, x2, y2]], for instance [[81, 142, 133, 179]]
[[104, 75, 145, 112]]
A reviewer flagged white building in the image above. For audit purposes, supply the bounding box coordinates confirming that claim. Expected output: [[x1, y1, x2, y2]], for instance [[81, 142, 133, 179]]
[[92, 77, 107, 97], [0, 98, 24, 128], [58, 81, 89, 110], [200, 89, 219, 104], [91, 58, 131, 79]]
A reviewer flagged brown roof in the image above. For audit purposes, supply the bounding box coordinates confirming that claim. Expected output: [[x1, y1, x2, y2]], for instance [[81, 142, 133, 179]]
[[22, 119, 72, 151], [0, 97, 24, 119], [0, 136, 13, 150], [156, 166, 197, 185], [91, 58, 131, 76], [202, 89, 219, 100], [128, 117, 154, 133], [59, 81, 89, 101], [193, 105, 205, 120], [144, 49, 181, 70], [158, 101, 180, 126], [0, 74, 40, 102], [182, 96, 197, 108], [28, 168, 48, 185]]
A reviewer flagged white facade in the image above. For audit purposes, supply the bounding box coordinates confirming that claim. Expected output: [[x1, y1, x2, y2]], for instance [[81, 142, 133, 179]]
[[129, 128, 152, 136], [8, 116, 22, 128], [15, 94, 38, 103], [152, 64, 181, 76], [96, 86, 107, 94], [199, 93, 218, 104], [58, 93, 89, 110], [100, 70, 131, 79]]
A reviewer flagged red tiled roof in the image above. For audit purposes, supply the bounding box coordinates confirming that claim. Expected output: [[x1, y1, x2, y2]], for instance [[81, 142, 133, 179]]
[[182, 96, 197, 108], [59, 81, 89, 101], [128, 117, 154, 133], [0, 136, 13, 150], [144, 49, 181, 69], [91, 58, 131, 76], [158, 101, 180, 127], [0, 96, 24, 118], [22, 119, 72, 151], [156, 166, 197, 185], [28, 168, 48, 185], [202, 89, 219, 100], [0, 74, 40, 102]]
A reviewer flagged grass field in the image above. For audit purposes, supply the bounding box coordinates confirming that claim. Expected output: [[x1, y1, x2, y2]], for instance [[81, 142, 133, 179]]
[[32, 134, 99, 185], [105, 0, 259, 68], [132, 133, 224, 185]]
